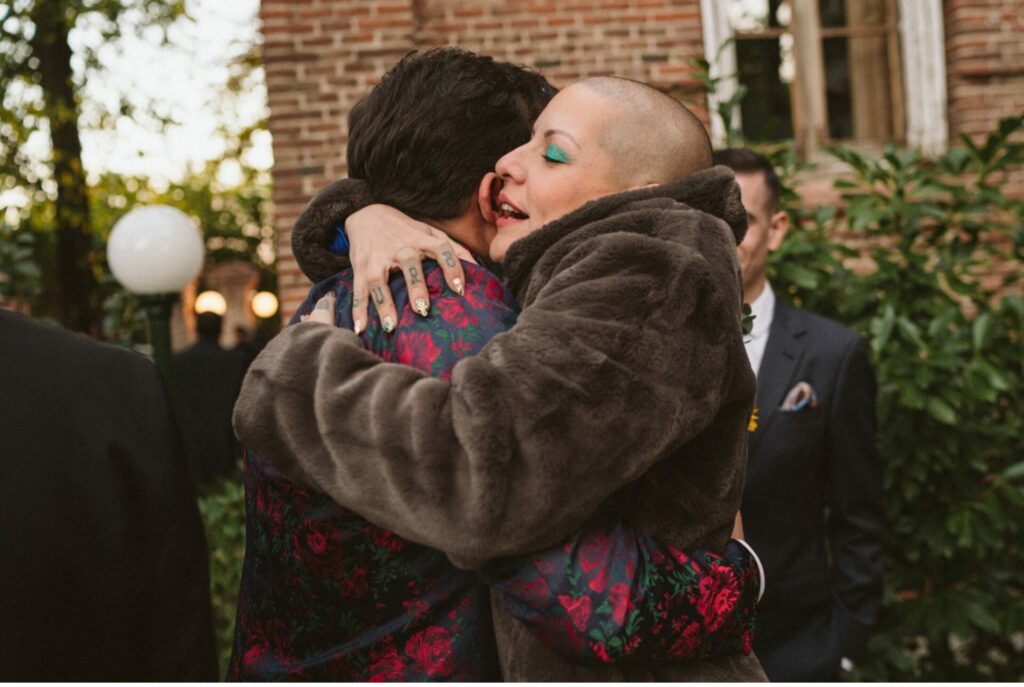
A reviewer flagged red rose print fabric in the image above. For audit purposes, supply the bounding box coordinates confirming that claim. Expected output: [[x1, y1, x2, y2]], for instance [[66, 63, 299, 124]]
[[485, 507, 760, 665], [229, 261, 760, 680]]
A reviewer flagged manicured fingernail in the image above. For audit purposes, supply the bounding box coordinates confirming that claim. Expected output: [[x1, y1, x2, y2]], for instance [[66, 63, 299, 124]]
[[354, 319, 364, 334], [413, 297, 429, 316], [452, 278, 464, 295], [382, 316, 395, 333]]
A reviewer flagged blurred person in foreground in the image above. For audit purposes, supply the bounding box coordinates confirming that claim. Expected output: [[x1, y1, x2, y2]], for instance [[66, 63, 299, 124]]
[[0, 308, 217, 680], [715, 147, 884, 681], [228, 49, 763, 681], [234, 57, 766, 680]]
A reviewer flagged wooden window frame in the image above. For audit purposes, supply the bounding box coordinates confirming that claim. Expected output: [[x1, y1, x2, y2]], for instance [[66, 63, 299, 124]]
[[700, 0, 948, 157]]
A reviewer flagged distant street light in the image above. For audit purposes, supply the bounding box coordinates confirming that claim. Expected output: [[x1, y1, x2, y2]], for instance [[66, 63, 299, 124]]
[[251, 291, 279, 319], [108, 205, 204, 383], [195, 290, 228, 315]]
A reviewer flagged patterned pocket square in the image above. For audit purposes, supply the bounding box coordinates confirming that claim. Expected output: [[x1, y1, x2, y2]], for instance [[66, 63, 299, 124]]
[[780, 381, 818, 412]]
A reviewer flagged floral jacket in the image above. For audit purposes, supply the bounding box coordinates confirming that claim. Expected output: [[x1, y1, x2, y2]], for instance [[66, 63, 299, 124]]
[[229, 259, 760, 680]]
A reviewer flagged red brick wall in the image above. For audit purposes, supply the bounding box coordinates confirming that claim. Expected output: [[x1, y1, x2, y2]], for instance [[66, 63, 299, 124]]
[[261, 1, 419, 316], [261, 0, 1023, 319], [944, 0, 1024, 139], [944, 0, 1024, 194], [260, 0, 707, 319], [414, 0, 705, 91]]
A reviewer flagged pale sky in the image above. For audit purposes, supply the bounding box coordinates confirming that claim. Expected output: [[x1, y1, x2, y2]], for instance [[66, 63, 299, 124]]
[[73, 0, 272, 185]]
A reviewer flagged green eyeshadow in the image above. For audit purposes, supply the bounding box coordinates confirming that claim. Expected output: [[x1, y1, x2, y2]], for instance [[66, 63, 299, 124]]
[[544, 143, 570, 163]]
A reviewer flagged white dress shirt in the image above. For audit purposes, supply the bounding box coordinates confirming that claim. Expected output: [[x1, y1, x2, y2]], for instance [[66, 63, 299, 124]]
[[744, 281, 776, 378], [738, 281, 773, 600]]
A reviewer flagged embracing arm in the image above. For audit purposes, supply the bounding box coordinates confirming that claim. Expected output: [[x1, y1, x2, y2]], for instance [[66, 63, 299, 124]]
[[235, 228, 746, 568], [483, 511, 762, 664], [290, 178, 469, 330]]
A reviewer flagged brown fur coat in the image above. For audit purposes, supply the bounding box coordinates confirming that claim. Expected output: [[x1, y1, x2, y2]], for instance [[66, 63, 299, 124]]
[[234, 166, 765, 680]]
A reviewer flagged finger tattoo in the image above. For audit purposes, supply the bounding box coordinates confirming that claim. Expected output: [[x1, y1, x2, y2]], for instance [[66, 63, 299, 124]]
[[372, 287, 385, 305], [408, 266, 421, 285], [442, 250, 456, 268]]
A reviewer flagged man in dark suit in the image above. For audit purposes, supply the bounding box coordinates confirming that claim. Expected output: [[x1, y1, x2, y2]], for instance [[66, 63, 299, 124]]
[[714, 148, 885, 681], [173, 311, 247, 487], [0, 309, 218, 681]]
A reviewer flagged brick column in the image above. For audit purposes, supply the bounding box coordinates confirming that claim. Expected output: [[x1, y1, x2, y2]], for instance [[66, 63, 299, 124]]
[[944, 0, 1024, 195]]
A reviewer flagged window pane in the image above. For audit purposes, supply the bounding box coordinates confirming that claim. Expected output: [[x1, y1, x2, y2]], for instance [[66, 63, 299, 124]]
[[819, 0, 846, 28], [821, 0, 887, 28], [736, 37, 794, 141], [823, 36, 853, 139], [821, 0, 896, 141]]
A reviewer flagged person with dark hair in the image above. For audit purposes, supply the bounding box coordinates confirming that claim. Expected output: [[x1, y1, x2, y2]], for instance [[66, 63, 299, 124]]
[[229, 51, 764, 681], [712, 147, 884, 681], [172, 311, 247, 487], [345, 46, 554, 224], [0, 309, 218, 681], [235, 60, 768, 680]]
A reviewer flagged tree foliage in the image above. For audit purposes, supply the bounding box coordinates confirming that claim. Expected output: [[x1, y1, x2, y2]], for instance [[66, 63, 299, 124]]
[[766, 117, 1024, 681], [1, 0, 273, 341], [0, 219, 42, 306], [1, 0, 187, 331]]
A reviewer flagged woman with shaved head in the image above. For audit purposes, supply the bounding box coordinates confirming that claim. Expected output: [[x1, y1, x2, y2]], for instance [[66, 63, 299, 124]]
[[236, 71, 765, 681]]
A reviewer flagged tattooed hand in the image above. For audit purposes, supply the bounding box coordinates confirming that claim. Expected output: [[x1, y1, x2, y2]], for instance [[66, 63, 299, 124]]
[[346, 204, 471, 333], [301, 293, 336, 326]]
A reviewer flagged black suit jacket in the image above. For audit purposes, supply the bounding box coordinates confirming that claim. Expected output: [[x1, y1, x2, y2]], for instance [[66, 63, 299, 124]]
[[173, 339, 248, 486], [0, 310, 218, 681], [742, 299, 884, 681]]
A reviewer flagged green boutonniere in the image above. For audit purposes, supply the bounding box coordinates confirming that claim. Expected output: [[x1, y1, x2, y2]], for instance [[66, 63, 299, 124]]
[[741, 303, 755, 337]]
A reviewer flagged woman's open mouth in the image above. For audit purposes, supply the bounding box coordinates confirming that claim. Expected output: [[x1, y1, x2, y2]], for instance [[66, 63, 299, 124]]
[[494, 192, 528, 227]]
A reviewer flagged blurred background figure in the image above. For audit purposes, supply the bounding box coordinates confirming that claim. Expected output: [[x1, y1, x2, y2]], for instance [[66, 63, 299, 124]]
[[172, 311, 247, 488], [0, 309, 218, 681], [232, 324, 260, 370], [714, 148, 885, 681]]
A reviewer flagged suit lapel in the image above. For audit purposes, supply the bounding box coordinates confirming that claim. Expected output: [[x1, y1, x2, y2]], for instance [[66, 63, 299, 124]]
[[749, 301, 808, 455]]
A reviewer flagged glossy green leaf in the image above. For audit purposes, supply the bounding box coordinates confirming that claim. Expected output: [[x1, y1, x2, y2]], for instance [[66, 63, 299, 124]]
[[926, 397, 957, 425]]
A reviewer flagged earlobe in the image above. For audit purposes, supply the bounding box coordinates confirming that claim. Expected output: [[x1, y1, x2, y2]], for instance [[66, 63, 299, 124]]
[[767, 211, 789, 251]]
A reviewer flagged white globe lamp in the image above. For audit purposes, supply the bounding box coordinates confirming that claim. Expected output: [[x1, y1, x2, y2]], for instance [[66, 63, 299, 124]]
[[108, 206, 204, 294], [108, 205, 206, 382]]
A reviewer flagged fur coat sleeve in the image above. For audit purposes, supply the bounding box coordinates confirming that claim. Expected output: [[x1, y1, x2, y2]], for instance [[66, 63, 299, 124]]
[[234, 191, 749, 570]]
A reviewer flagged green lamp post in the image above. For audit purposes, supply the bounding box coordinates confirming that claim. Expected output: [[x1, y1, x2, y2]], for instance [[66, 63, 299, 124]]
[[107, 205, 205, 384]]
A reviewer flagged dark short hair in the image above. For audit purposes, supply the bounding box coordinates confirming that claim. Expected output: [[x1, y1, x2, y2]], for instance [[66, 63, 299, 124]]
[[195, 312, 222, 341], [346, 48, 556, 221], [712, 148, 782, 213]]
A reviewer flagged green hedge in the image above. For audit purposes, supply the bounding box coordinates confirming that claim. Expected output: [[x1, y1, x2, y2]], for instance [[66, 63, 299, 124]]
[[766, 116, 1024, 680], [198, 477, 246, 679]]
